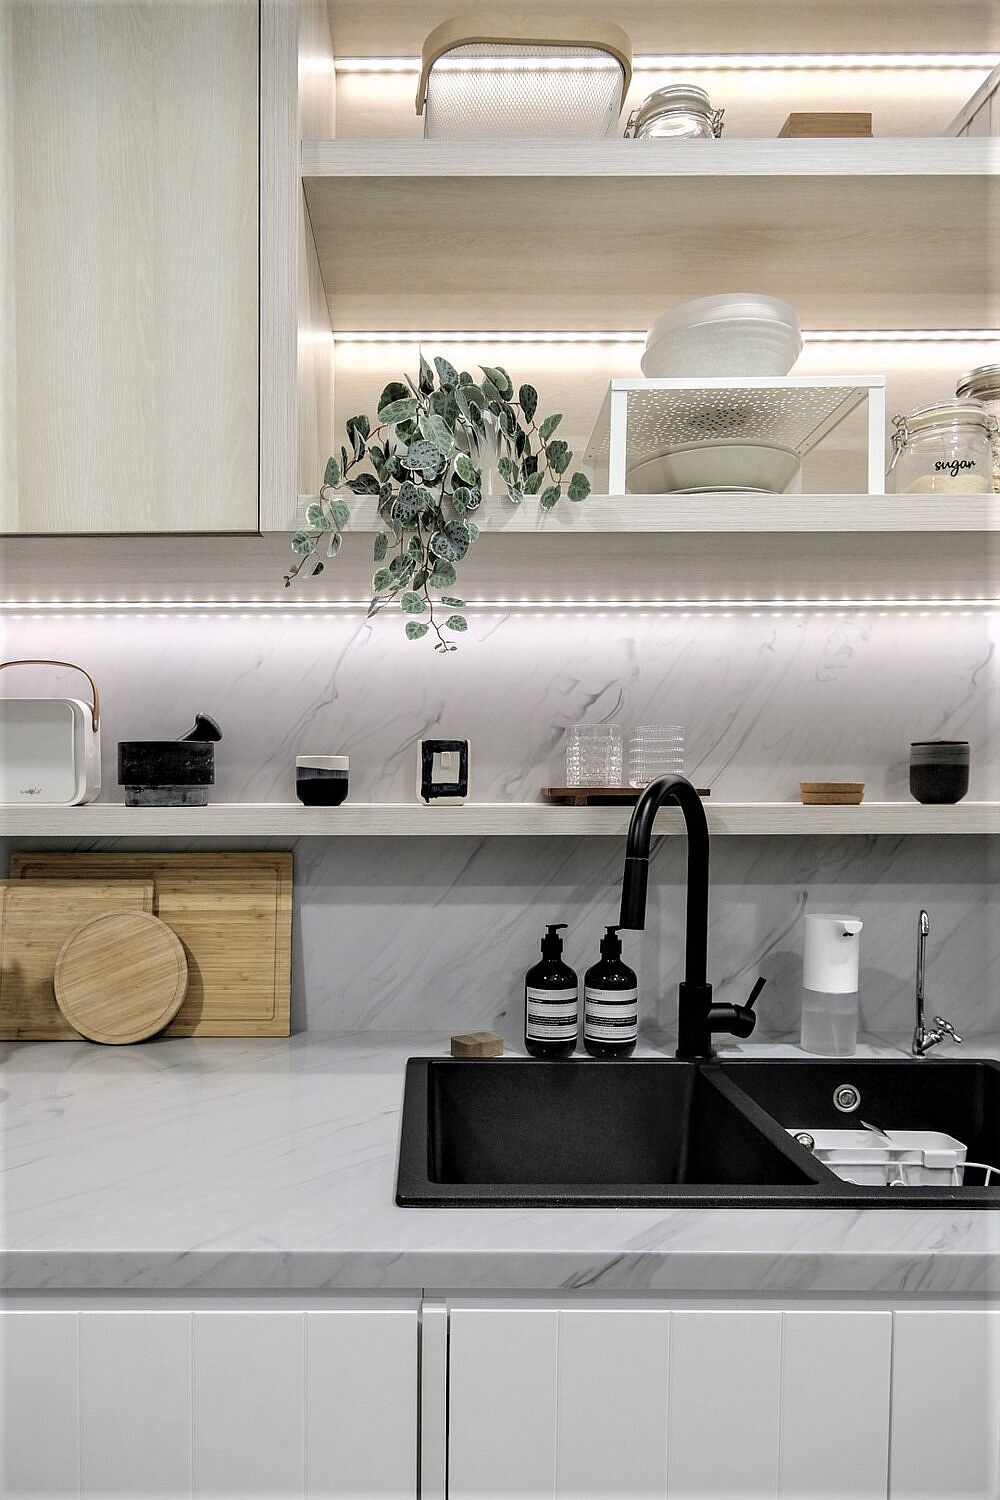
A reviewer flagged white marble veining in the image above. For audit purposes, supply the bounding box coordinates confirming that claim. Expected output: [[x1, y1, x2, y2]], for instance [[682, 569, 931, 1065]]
[[2, 609, 997, 1037], [2, 1033, 997, 1296]]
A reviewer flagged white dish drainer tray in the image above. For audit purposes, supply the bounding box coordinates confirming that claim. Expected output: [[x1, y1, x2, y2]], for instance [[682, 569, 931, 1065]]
[[788, 1127, 973, 1188], [585, 376, 888, 495]]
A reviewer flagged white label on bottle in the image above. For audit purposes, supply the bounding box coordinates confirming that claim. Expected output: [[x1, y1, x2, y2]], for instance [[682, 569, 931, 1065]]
[[526, 985, 578, 1041], [584, 987, 638, 1042]]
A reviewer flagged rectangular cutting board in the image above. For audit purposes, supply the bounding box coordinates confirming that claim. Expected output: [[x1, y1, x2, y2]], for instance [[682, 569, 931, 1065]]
[[8, 853, 292, 1037], [0, 879, 155, 1039]]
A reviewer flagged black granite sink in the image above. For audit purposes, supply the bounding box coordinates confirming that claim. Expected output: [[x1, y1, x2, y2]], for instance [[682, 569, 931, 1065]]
[[396, 1056, 1000, 1208]]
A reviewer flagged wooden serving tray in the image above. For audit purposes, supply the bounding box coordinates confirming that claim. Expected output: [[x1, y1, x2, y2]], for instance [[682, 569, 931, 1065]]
[[9, 852, 292, 1037], [542, 786, 711, 807]]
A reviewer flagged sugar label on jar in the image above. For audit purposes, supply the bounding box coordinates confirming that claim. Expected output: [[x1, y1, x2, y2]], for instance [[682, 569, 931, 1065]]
[[584, 988, 639, 1042], [526, 986, 579, 1041]]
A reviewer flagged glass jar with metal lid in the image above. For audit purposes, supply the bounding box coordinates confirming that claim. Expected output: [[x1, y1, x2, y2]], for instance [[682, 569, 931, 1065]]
[[955, 365, 1000, 493], [887, 399, 997, 495], [625, 85, 724, 140]]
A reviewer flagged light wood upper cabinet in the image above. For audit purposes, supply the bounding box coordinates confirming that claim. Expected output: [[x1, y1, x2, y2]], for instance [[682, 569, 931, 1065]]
[[1, 0, 259, 533]]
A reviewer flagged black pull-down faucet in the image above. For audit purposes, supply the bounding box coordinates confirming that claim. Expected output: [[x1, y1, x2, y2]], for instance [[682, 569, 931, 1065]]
[[618, 773, 764, 1060]]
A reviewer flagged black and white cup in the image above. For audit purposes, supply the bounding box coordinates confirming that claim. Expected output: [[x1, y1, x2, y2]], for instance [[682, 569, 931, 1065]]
[[296, 755, 349, 807], [909, 741, 970, 805]]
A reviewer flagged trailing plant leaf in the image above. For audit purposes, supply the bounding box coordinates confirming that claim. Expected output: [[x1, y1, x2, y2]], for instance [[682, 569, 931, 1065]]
[[567, 471, 591, 502], [372, 567, 393, 591], [546, 439, 571, 475], [428, 559, 456, 588], [454, 453, 478, 485], [388, 553, 415, 580], [430, 521, 469, 562], [481, 364, 512, 400], [329, 499, 350, 527], [518, 384, 538, 422], [538, 412, 563, 442], [419, 412, 454, 458], [445, 615, 468, 632], [392, 481, 422, 523], [404, 438, 445, 480], [378, 381, 410, 412], [373, 533, 389, 562], [523, 470, 545, 495], [325, 533, 342, 559], [440, 596, 465, 607], [434, 355, 459, 388], [539, 485, 561, 509], [400, 591, 426, 614], [291, 531, 316, 554], [405, 621, 429, 640], [377, 396, 419, 426], [418, 353, 435, 394], [346, 473, 380, 496], [323, 456, 341, 487], [429, 388, 459, 424], [346, 415, 370, 458], [305, 502, 330, 531], [496, 455, 517, 485]]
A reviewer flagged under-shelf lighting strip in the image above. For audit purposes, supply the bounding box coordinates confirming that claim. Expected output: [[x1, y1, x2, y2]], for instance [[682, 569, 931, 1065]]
[[332, 53, 1000, 73], [2, 599, 996, 615], [327, 330, 1000, 346]]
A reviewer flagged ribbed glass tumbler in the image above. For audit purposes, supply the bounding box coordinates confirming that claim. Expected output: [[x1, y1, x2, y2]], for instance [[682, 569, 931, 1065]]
[[565, 724, 624, 788], [628, 725, 685, 788]]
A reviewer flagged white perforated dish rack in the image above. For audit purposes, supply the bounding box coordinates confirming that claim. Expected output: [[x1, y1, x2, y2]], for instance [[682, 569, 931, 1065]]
[[585, 377, 888, 495]]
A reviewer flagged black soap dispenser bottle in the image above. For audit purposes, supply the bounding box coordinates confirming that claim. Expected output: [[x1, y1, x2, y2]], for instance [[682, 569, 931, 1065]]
[[584, 926, 639, 1058], [524, 924, 579, 1058]]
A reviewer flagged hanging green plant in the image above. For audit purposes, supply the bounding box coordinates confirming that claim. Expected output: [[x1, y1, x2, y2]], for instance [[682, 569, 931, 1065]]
[[284, 356, 591, 652]]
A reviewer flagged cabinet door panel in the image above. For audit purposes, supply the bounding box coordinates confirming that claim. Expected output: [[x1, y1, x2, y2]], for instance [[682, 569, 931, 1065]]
[[0, 1312, 79, 1496], [556, 1310, 670, 1499], [192, 1311, 305, 1497], [79, 1311, 192, 1497], [890, 1311, 1000, 1499], [667, 1311, 782, 1498], [4, 0, 259, 533], [449, 1309, 559, 1498], [780, 1311, 891, 1498], [305, 1309, 417, 1497]]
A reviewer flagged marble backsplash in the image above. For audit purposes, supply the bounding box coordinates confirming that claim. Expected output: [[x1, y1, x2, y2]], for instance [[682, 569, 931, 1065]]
[[2, 607, 997, 1037]]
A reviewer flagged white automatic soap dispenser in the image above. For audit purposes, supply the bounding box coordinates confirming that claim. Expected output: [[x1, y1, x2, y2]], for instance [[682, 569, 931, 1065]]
[[800, 913, 864, 1056]]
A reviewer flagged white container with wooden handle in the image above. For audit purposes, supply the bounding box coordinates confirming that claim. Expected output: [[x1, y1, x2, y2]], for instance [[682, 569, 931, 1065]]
[[0, 659, 101, 804]]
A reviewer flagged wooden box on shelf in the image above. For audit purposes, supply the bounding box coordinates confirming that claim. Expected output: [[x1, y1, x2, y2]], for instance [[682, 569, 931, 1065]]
[[779, 113, 873, 138]]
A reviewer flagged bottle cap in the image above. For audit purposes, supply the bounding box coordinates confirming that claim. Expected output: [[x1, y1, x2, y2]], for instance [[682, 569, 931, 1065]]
[[541, 923, 568, 959], [600, 925, 623, 960]]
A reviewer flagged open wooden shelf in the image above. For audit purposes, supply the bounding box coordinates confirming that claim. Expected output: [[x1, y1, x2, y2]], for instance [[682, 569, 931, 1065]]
[[301, 138, 998, 330], [3, 802, 997, 838], [2, 495, 997, 604]]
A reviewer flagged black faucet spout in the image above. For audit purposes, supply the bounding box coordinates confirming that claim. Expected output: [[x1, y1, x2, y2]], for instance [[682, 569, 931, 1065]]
[[618, 773, 757, 1060]]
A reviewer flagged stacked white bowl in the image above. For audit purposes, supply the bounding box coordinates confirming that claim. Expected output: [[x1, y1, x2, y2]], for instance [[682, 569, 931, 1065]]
[[640, 293, 803, 378], [632, 294, 804, 494]]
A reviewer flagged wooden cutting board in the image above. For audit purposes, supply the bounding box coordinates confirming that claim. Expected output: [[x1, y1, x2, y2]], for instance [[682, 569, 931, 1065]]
[[9, 853, 292, 1036], [0, 880, 155, 1039], [55, 911, 188, 1044]]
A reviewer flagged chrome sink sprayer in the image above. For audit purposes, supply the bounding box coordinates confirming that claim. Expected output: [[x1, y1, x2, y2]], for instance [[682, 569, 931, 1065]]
[[618, 773, 765, 1060], [912, 909, 963, 1058]]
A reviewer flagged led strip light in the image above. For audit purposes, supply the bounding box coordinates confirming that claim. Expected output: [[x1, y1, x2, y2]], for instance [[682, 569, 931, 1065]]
[[333, 53, 1000, 74], [2, 599, 995, 615], [328, 330, 1000, 346]]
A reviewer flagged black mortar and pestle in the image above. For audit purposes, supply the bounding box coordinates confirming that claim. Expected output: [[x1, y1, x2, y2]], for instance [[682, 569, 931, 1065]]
[[118, 714, 223, 807]]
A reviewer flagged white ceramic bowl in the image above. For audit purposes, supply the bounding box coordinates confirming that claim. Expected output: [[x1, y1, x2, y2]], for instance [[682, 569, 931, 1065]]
[[641, 294, 803, 377], [626, 440, 800, 494]]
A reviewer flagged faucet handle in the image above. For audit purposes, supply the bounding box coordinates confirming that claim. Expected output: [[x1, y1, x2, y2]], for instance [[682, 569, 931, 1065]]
[[743, 976, 767, 1015], [933, 1015, 963, 1044]]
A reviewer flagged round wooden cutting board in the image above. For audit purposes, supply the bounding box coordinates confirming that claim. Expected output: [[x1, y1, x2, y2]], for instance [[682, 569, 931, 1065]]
[[54, 911, 188, 1044]]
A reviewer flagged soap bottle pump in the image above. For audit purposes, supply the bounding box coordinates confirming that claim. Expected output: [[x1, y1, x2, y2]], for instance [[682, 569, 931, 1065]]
[[524, 924, 579, 1058], [584, 926, 638, 1058]]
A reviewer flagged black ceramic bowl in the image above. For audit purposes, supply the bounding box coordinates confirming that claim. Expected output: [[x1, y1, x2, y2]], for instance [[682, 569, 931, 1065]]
[[909, 741, 970, 805], [296, 755, 349, 807]]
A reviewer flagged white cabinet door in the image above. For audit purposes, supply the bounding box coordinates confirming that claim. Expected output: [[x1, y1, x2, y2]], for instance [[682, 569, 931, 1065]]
[[889, 1311, 1000, 1499], [0, 1305, 418, 1498], [1, 0, 259, 534], [447, 1305, 894, 1500]]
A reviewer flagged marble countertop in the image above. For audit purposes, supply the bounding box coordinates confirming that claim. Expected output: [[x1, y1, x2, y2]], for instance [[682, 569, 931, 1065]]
[[2, 1032, 998, 1296]]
